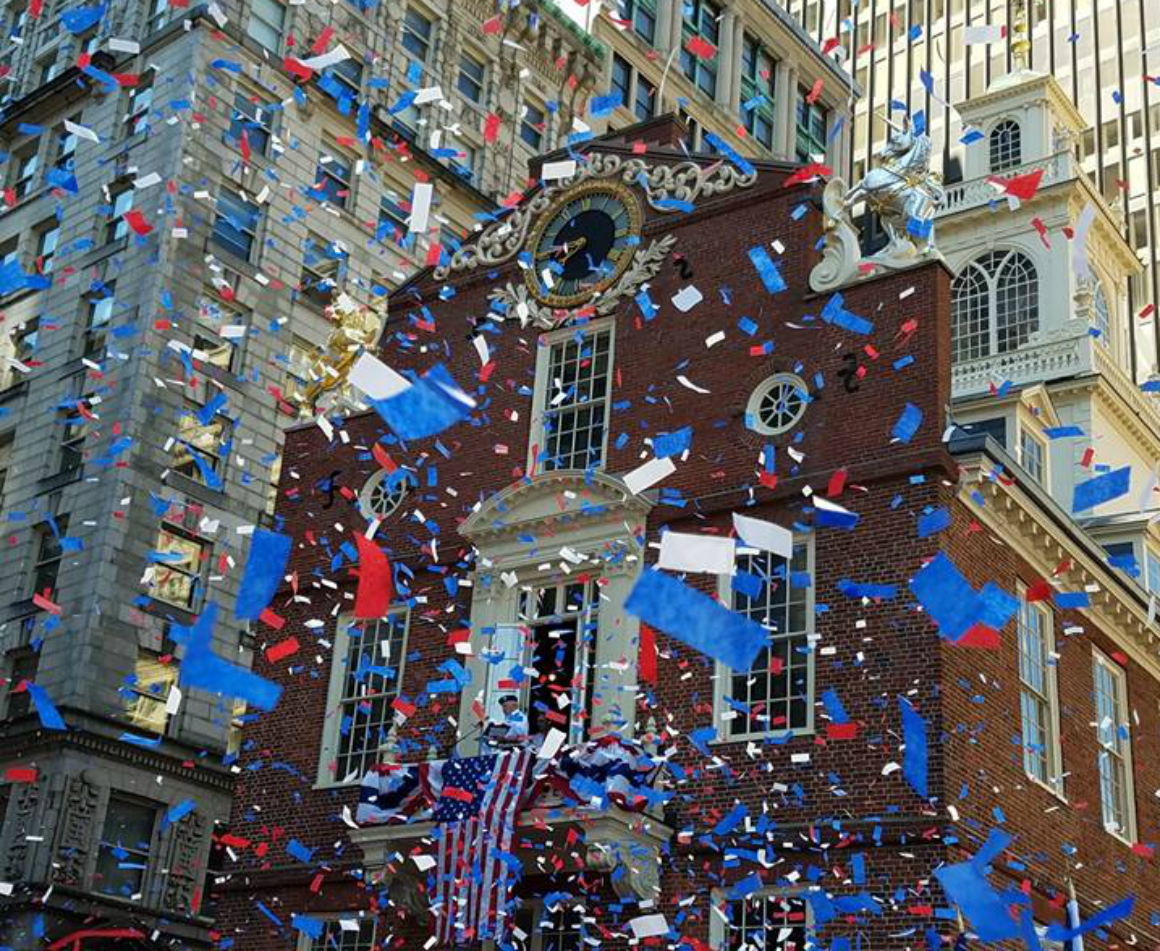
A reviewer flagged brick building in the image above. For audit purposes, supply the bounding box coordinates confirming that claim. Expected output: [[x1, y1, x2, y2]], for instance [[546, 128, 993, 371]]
[[214, 115, 1160, 951]]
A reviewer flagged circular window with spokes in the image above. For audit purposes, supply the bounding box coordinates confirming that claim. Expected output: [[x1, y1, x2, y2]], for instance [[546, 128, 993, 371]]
[[746, 373, 810, 435], [360, 470, 409, 520]]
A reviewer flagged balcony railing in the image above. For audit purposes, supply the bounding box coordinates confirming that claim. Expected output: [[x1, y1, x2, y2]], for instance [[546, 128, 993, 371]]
[[951, 331, 1093, 400], [349, 736, 672, 911], [938, 151, 1079, 218]]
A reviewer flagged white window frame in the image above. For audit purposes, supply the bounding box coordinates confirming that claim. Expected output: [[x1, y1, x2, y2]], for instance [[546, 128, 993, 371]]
[[709, 887, 812, 951], [713, 537, 816, 741], [526, 319, 615, 476], [1016, 587, 1064, 798], [1091, 647, 1137, 843], [317, 609, 410, 788], [294, 915, 377, 951], [1144, 544, 1160, 595], [1018, 425, 1046, 487]]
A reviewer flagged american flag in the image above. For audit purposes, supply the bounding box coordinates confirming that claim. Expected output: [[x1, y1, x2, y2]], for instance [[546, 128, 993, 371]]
[[434, 747, 534, 945]]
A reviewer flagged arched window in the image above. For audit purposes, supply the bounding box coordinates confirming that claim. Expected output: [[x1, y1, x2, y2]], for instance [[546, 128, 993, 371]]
[[1092, 282, 1112, 349], [990, 119, 1022, 172], [951, 250, 1040, 362]]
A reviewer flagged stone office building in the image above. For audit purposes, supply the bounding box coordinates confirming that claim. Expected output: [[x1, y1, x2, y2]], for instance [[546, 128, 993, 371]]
[[213, 113, 1160, 950], [0, 0, 601, 946]]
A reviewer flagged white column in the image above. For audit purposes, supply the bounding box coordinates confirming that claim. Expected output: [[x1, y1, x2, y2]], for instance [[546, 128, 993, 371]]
[[669, 0, 683, 53], [775, 62, 798, 160], [716, 8, 736, 107], [656, 0, 674, 54]]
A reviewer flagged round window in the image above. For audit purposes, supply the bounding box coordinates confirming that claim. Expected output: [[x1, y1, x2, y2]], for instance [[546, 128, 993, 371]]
[[746, 373, 810, 435], [360, 470, 409, 520]]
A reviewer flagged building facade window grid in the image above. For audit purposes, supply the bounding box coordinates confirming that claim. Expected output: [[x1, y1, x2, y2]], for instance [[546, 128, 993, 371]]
[[457, 52, 485, 104], [521, 100, 546, 150], [212, 190, 260, 262], [314, 147, 352, 208], [1093, 281, 1112, 349], [30, 516, 67, 599], [1016, 593, 1061, 792], [94, 796, 156, 902], [740, 35, 776, 150], [246, 0, 285, 53], [11, 139, 38, 199], [106, 186, 134, 243], [152, 524, 207, 609], [720, 893, 809, 951], [229, 91, 273, 156], [326, 611, 409, 784], [1092, 649, 1135, 841], [950, 250, 1040, 362], [35, 220, 59, 273], [127, 73, 153, 137], [1018, 426, 1045, 486], [681, 0, 720, 98], [721, 544, 813, 738], [536, 325, 613, 472], [84, 281, 115, 358], [301, 918, 377, 951], [620, 0, 656, 44], [795, 88, 827, 161]]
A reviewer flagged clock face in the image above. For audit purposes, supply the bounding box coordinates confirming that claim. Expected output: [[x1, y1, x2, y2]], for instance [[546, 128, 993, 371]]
[[525, 180, 643, 309]]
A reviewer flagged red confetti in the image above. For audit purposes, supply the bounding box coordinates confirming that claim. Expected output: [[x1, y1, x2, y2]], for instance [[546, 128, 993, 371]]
[[4, 767, 38, 782], [264, 636, 299, 662], [639, 622, 657, 685], [310, 26, 334, 54], [805, 78, 824, 104], [122, 209, 153, 236], [353, 533, 393, 619], [684, 36, 717, 59]]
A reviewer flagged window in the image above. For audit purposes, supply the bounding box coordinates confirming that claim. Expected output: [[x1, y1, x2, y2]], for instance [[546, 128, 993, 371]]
[[717, 893, 809, 951], [634, 73, 656, 122], [359, 469, 409, 520], [1092, 281, 1112, 349], [302, 918, 377, 951], [322, 612, 409, 784], [611, 54, 632, 111], [457, 52, 485, 104], [963, 416, 1007, 448], [10, 140, 39, 200], [1019, 427, 1045, 486], [59, 397, 89, 473], [0, 235, 16, 268], [401, 8, 433, 62], [126, 73, 153, 136], [30, 515, 68, 599], [950, 250, 1039, 362], [212, 190, 260, 261], [746, 373, 809, 435], [13, 316, 39, 363], [95, 797, 156, 902], [174, 394, 230, 485], [620, 0, 656, 43], [229, 91, 273, 157], [449, 141, 477, 183], [515, 901, 584, 951], [989, 118, 1022, 172], [54, 118, 79, 171], [34, 220, 58, 274], [1017, 593, 1061, 793], [247, 0, 285, 53], [0, 431, 10, 510], [193, 331, 236, 372], [149, 0, 173, 31], [325, 58, 363, 101], [1092, 650, 1135, 841], [718, 544, 812, 738], [300, 232, 343, 308], [151, 525, 207, 609], [313, 147, 351, 208], [533, 325, 613, 472], [1146, 548, 1160, 595], [83, 281, 115, 358], [519, 580, 598, 745], [377, 196, 409, 248], [521, 101, 545, 150], [795, 88, 827, 161], [741, 35, 776, 149], [4, 649, 37, 719], [105, 185, 134, 243], [5, 1, 27, 40], [122, 649, 177, 734], [681, 0, 720, 98]]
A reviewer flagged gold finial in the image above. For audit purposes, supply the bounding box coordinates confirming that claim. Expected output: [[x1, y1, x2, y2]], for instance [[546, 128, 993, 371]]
[[290, 293, 386, 418], [1011, 0, 1032, 71]]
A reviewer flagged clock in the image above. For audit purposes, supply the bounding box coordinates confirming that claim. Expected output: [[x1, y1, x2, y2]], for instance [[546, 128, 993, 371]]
[[525, 179, 643, 309]]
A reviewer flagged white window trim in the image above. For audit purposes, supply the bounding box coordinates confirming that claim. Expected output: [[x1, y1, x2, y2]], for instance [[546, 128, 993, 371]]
[[712, 537, 816, 742], [316, 608, 410, 788], [1144, 543, 1160, 595], [1091, 647, 1137, 844], [1017, 424, 1047, 487], [708, 886, 812, 951], [1016, 585, 1065, 801], [526, 317, 615, 476]]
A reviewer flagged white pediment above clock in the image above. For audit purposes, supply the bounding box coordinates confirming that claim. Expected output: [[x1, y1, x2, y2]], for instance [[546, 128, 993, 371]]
[[459, 469, 652, 558]]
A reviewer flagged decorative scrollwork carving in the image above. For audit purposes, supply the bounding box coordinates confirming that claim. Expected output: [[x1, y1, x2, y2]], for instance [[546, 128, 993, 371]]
[[433, 155, 755, 282], [52, 774, 101, 887]]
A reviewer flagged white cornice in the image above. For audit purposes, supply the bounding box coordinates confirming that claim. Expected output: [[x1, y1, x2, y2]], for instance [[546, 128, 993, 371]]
[[957, 459, 1160, 680]]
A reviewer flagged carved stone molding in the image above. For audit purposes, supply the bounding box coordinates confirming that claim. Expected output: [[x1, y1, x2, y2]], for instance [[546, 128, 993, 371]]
[[432, 153, 757, 282], [2, 776, 46, 881], [51, 772, 102, 887], [584, 834, 662, 902], [162, 809, 207, 914]]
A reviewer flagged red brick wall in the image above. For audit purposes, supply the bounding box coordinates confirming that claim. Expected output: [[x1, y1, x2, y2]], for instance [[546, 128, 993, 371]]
[[214, 145, 1159, 950]]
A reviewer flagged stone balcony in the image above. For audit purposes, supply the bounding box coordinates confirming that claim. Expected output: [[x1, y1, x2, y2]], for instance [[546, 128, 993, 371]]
[[951, 329, 1094, 401], [348, 739, 673, 913], [937, 150, 1079, 218]]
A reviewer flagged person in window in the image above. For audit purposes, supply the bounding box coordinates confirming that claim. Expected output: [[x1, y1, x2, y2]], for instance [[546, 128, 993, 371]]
[[485, 695, 530, 749]]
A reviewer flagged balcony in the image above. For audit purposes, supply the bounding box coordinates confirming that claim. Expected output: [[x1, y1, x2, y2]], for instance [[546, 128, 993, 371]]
[[938, 150, 1079, 218], [951, 329, 1093, 401], [348, 736, 672, 914]]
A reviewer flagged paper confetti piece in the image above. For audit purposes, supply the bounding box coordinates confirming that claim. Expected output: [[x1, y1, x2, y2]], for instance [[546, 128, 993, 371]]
[[1072, 465, 1130, 512], [353, 533, 393, 619], [174, 603, 282, 710], [234, 529, 291, 621], [625, 569, 767, 671], [25, 683, 66, 731], [899, 696, 928, 798]]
